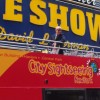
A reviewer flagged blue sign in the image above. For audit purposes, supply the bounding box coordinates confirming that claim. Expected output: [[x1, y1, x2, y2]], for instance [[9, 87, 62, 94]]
[[0, 0, 100, 50]]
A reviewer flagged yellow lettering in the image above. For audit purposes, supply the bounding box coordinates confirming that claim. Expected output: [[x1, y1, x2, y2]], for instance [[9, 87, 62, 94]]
[[39, 33, 49, 45], [0, 26, 7, 40], [30, 0, 47, 25], [28, 31, 34, 43], [0, 26, 34, 43], [49, 3, 69, 31], [3, 0, 22, 22], [70, 9, 85, 36], [86, 12, 100, 41], [7, 34, 15, 41]]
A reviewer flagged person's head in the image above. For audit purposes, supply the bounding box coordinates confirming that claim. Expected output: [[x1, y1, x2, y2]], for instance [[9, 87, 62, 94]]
[[55, 26, 62, 35]]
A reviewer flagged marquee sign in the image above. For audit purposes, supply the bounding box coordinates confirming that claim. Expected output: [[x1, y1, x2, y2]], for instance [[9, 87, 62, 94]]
[[59, 0, 100, 8], [0, 0, 100, 49]]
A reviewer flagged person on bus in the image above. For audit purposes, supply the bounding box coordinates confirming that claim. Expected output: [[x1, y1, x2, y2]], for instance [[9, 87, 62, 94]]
[[49, 26, 66, 55]]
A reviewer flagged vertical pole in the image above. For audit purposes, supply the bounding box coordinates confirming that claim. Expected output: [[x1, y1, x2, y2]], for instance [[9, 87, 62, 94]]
[[26, 36, 29, 50]]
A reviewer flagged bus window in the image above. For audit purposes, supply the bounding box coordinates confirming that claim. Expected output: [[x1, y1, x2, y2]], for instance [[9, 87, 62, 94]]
[[43, 89, 85, 100], [87, 89, 100, 100]]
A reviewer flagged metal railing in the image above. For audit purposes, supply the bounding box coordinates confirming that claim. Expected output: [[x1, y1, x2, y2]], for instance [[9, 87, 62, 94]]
[[0, 33, 100, 58]]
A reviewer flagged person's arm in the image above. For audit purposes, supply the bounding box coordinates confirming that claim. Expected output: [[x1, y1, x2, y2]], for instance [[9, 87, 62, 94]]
[[61, 35, 66, 42], [59, 35, 66, 47]]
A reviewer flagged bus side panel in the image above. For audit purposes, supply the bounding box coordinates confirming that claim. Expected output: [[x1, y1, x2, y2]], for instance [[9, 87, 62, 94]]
[[0, 88, 42, 100]]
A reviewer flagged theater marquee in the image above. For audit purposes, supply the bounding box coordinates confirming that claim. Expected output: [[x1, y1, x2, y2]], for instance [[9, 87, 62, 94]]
[[0, 0, 100, 47]]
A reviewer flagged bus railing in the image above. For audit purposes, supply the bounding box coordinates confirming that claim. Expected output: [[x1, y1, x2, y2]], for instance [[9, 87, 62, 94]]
[[0, 33, 100, 58]]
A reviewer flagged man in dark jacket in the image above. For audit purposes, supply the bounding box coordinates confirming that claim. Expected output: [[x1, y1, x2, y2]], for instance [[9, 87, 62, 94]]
[[49, 26, 66, 54]]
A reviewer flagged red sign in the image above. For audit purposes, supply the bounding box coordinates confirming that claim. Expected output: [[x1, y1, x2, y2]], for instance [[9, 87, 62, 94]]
[[0, 49, 100, 88]]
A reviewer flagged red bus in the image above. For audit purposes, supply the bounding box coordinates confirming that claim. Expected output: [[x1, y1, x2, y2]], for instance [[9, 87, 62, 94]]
[[0, 0, 100, 100], [0, 33, 100, 100]]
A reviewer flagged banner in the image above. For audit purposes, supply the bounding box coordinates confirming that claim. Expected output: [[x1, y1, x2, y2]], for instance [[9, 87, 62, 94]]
[[0, 49, 100, 88], [0, 0, 100, 49]]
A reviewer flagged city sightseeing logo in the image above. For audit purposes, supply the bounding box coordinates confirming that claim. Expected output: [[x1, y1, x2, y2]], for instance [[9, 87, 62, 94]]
[[87, 59, 100, 75]]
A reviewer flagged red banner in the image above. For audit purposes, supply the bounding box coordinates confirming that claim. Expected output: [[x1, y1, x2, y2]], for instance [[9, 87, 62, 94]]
[[0, 49, 100, 88]]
